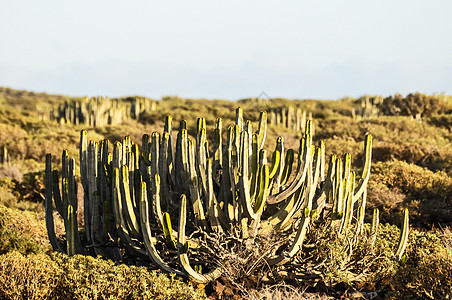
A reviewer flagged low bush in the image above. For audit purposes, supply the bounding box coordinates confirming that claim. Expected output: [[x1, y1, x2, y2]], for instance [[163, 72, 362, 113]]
[[0, 251, 206, 300], [0, 176, 44, 212], [378, 93, 451, 117], [368, 160, 452, 227], [389, 231, 452, 299], [0, 205, 49, 254], [302, 223, 400, 286]]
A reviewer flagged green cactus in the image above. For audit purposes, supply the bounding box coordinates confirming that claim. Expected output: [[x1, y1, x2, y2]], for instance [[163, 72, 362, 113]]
[[395, 208, 410, 261], [44, 107, 409, 285]]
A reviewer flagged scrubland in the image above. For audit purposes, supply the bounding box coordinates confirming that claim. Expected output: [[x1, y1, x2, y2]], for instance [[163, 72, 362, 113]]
[[0, 87, 451, 299]]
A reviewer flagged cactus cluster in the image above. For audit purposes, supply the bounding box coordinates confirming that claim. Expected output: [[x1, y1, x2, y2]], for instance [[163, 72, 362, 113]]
[[45, 107, 409, 283], [0, 146, 8, 164], [268, 106, 311, 132], [351, 96, 382, 121], [50, 96, 157, 126]]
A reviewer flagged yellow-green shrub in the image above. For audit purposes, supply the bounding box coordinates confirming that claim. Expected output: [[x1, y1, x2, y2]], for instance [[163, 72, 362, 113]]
[[389, 231, 452, 299], [0, 205, 49, 254], [368, 161, 452, 227], [0, 252, 206, 300]]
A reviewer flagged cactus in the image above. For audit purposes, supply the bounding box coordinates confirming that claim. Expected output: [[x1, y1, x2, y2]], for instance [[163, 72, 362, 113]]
[[268, 106, 310, 132], [395, 208, 410, 261], [50, 96, 157, 126], [44, 107, 409, 284], [0, 146, 8, 164], [352, 95, 382, 121]]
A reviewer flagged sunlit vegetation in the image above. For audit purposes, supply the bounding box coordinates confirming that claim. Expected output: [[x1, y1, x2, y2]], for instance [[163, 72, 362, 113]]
[[0, 87, 451, 298]]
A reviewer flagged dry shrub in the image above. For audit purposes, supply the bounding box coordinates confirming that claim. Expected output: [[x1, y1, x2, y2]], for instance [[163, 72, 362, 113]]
[[0, 205, 49, 254], [299, 222, 400, 287], [428, 113, 452, 129], [0, 252, 206, 300], [369, 160, 452, 227], [244, 283, 330, 300], [0, 252, 61, 300], [367, 182, 406, 224], [371, 144, 452, 175], [389, 231, 452, 299], [378, 93, 451, 117], [0, 164, 23, 181]]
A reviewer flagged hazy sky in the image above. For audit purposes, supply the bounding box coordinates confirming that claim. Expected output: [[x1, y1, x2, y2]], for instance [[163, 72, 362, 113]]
[[1, 0, 452, 100]]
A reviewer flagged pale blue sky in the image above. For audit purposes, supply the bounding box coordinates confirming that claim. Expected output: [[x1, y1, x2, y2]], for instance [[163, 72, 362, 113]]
[[1, 1, 451, 100]]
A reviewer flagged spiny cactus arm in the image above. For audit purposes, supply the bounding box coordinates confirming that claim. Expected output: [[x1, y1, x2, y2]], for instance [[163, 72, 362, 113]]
[[61, 178, 69, 226], [179, 129, 191, 194], [164, 115, 175, 186], [91, 191, 107, 255], [357, 187, 367, 234], [274, 184, 307, 232], [272, 137, 285, 191], [139, 181, 184, 276], [280, 149, 294, 187], [353, 134, 372, 202], [196, 117, 206, 154], [343, 153, 351, 183], [370, 207, 379, 233], [195, 129, 208, 197], [227, 126, 239, 221], [68, 158, 83, 253], [212, 118, 223, 182], [131, 143, 139, 172], [238, 131, 259, 220], [245, 120, 253, 174], [62, 177, 80, 254], [140, 151, 152, 166], [257, 111, 267, 149], [111, 168, 147, 256], [206, 158, 224, 232], [45, 154, 64, 252], [221, 156, 235, 223], [281, 146, 321, 228], [268, 181, 313, 266], [312, 154, 336, 213], [309, 147, 322, 200], [178, 194, 223, 283], [152, 174, 164, 230], [395, 208, 409, 261], [267, 135, 311, 205], [150, 132, 160, 176], [85, 141, 99, 245], [120, 165, 141, 238], [67, 204, 76, 256], [187, 140, 207, 228], [159, 132, 172, 207], [268, 150, 281, 179], [370, 208, 380, 251], [263, 146, 312, 230], [332, 157, 344, 216], [239, 131, 262, 220], [51, 170, 64, 216], [162, 213, 177, 249], [141, 134, 150, 156], [254, 164, 270, 214], [319, 140, 325, 182], [235, 107, 244, 132], [339, 172, 355, 234], [356, 205, 364, 234], [260, 186, 301, 232], [62, 149, 69, 180], [249, 133, 259, 198]]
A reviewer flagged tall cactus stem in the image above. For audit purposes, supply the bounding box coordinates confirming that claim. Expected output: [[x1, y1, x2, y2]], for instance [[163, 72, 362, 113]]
[[395, 208, 410, 261]]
